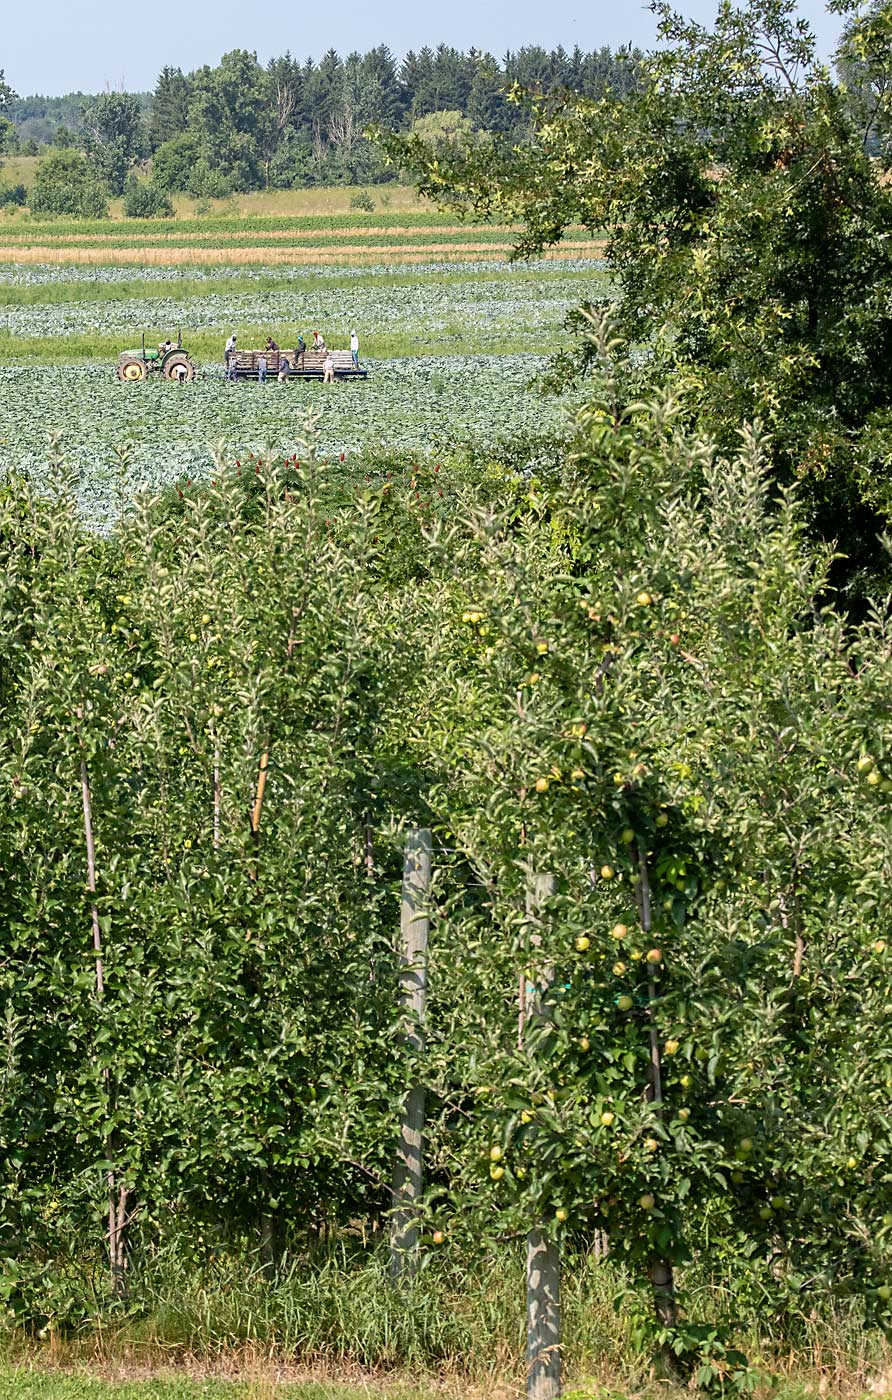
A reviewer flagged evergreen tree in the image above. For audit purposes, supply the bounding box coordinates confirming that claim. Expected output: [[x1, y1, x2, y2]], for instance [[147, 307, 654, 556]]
[[0, 70, 17, 112], [149, 67, 191, 151]]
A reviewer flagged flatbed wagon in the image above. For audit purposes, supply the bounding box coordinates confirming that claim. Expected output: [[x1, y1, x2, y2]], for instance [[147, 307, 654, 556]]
[[225, 349, 368, 381]]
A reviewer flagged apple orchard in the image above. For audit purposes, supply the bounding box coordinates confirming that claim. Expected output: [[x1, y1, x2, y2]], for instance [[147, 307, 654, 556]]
[[2, 340, 892, 1373]]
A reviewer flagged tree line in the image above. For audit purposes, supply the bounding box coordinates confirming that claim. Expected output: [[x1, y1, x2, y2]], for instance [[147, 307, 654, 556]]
[[0, 44, 642, 209]]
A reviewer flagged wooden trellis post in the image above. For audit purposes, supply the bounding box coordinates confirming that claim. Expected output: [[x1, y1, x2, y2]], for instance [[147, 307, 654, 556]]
[[524, 872, 561, 1400], [390, 828, 432, 1283]]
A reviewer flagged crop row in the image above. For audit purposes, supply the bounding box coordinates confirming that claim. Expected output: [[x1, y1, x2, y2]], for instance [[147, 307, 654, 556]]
[[0, 260, 606, 311], [0, 266, 607, 344]]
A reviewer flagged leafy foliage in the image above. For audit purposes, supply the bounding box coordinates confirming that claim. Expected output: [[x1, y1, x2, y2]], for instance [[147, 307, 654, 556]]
[[383, 0, 892, 599], [29, 148, 108, 218], [121, 178, 174, 220]]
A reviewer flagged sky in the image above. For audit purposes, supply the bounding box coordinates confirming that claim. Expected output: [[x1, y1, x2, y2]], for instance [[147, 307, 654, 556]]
[[4, 0, 845, 96]]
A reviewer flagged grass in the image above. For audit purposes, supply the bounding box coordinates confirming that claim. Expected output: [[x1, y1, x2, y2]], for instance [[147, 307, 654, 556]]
[[3, 1243, 891, 1400], [0, 153, 40, 188], [0, 200, 603, 269], [0, 181, 451, 220], [0, 329, 558, 364], [0, 1371, 445, 1399]]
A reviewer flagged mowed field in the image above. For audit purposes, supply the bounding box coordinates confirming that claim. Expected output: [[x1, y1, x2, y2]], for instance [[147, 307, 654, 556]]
[[0, 187, 606, 520]]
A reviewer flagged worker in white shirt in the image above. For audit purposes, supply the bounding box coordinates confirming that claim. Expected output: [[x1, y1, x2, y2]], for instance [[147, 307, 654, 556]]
[[225, 332, 237, 380]]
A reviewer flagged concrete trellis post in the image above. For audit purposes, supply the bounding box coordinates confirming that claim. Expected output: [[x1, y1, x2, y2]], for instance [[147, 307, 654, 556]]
[[390, 828, 432, 1282]]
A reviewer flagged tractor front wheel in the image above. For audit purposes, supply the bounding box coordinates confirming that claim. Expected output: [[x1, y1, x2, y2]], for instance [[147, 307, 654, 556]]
[[118, 357, 148, 382], [162, 352, 196, 382]]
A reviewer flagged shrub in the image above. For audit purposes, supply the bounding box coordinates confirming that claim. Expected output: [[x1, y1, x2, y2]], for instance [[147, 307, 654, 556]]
[[122, 177, 174, 218], [29, 148, 108, 217], [0, 183, 25, 207], [350, 189, 375, 212]]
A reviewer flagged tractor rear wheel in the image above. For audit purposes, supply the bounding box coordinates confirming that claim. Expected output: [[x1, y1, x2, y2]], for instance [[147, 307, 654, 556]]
[[162, 352, 196, 382], [118, 357, 148, 382]]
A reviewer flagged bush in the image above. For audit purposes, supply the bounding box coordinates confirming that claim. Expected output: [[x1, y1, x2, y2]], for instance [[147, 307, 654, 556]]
[[350, 189, 375, 212], [29, 148, 108, 217], [151, 132, 200, 192], [122, 177, 174, 218], [0, 183, 26, 207]]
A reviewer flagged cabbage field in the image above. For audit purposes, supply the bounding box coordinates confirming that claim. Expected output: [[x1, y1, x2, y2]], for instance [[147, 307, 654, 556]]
[[0, 257, 601, 523], [0, 356, 568, 526]]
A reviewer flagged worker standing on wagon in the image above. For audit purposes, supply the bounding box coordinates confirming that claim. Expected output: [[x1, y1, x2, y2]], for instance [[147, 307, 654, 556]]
[[350, 329, 360, 368]]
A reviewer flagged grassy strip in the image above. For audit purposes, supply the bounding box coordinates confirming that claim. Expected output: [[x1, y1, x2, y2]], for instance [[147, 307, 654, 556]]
[[0, 212, 511, 239], [0, 233, 526, 252], [0, 265, 605, 308], [0, 1237, 886, 1400], [0, 327, 563, 364], [0, 223, 515, 245], [0, 1371, 440, 1399]]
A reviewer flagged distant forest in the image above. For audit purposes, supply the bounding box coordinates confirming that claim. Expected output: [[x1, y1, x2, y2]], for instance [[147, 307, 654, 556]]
[[2, 45, 642, 194]]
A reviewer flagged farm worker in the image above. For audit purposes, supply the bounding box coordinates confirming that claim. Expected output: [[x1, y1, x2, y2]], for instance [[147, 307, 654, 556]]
[[225, 332, 237, 380], [350, 330, 360, 368], [296, 334, 307, 366], [323, 352, 335, 384], [265, 336, 279, 351], [159, 338, 174, 354], [175, 363, 188, 384], [277, 357, 291, 384], [313, 329, 326, 352], [258, 353, 267, 384]]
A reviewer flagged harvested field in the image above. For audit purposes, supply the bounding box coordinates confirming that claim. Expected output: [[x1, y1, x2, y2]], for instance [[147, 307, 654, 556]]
[[0, 242, 603, 265]]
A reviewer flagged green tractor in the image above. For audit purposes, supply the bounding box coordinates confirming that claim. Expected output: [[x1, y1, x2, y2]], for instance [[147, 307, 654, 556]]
[[117, 331, 196, 383]]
